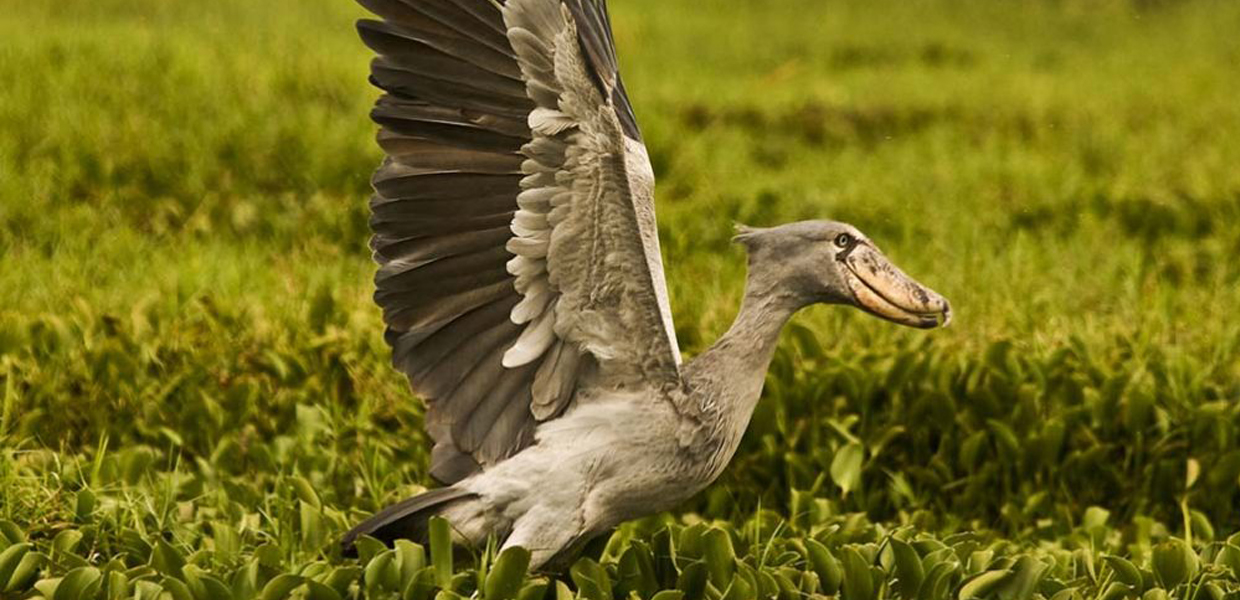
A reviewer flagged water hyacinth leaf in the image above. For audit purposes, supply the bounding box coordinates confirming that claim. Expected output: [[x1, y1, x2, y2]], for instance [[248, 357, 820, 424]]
[[1150, 540, 1197, 589], [1141, 589, 1169, 600], [718, 569, 752, 600], [755, 569, 780, 599], [831, 443, 865, 496], [323, 566, 361, 596], [0, 543, 31, 591], [1098, 582, 1132, 600], [799, 569, 821, 595], [554, 580, 573, 600], [805, 539, 843, 595], [303, 580, 343, 600], [1082, 507, 1110, 530], [104, 570, 128, 600], [133, 581, 164, 600], [161, 576, 195, 600], [1189, 510, 1214, 542], [570, 558, 611, 600], [677, 562, 708, 600], [919, 561, 959, 600], [516, 577, 550, 600], [617, 544, 658, 599], [649, 591, 685, 600], [35, 577, 62, 599], [55, 566, 102, 600], [5, 550, 47, 593], [195, 574, 234, 600], [150, 539, 187, 579], [484, 546, 531, 600], [958, 570, 1010, 600], [995, 556, 1048, 600], [889, 538, 924, 598], [1102, 556, 1142, 589], [364, 550, 397, 597], [52, 530, 84, 558], [75, 489, 97, 523], [678, 524, 707, 560], [840, 546, 877, 600], [352, 535, 388, 565], [702, 528, 735, 588], [290, 476, 321, 509], [1216, 544, 1240, 577], [403, 567, 438, 600], [0, 522, 23, 546], [231, 559, 260, 600], [429, 517, 453, 589], [259, 574, 305, 600], [395, 540, 426, 584]]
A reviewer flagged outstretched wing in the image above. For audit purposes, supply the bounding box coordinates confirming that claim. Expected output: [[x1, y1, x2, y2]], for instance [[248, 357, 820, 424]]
[[358, 0, 681, 484]]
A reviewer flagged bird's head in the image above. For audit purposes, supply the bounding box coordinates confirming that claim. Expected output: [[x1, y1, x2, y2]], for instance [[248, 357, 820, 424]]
[[733, 220, 951, 328]]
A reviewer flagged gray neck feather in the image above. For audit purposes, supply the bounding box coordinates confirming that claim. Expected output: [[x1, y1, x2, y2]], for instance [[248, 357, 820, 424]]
[[683, 259, 807, 466]]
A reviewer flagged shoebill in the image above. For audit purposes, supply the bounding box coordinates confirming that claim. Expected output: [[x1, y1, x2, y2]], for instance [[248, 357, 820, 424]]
[[343, 0, 952, 570]]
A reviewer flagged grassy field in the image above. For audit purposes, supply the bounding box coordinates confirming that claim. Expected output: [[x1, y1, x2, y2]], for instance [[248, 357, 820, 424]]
[[3, 0, 1240, 597]]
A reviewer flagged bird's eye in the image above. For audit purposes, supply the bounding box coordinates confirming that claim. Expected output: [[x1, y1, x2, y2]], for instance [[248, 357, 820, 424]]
[[834, 233, 853, 248]]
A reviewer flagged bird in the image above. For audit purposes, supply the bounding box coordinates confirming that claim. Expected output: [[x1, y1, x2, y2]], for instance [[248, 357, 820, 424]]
[[343, 0, 952, 570]]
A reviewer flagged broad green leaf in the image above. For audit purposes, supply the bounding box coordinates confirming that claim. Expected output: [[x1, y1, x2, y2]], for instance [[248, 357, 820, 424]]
[[429, 516, 453, 589], [677, 562, 708, 600], [516, 577, 550, 600], [1102, 556, 1142, 589], [0, 521, 23, 546], [569, 558, 611, 600], [161, 577, 195, 600], [150, 539, 187, 579], [702, 528, 735, 588], [995, 556, 1047, 600], [484, 546, 530, 600], [4, 550, 47, 593], [289, 476, 321, 509], [259, 574, 305, 600], [804, 539, 842, 595], [958, 569, 1010, 600], [1141, 588, 1169, 600], [395, 540, 426, 586], [830, 443, 865, 496], [364, 550, 397, 597], [840, 546, 876, 600], [51, 530, 84, 557], [303, 580, 342, 600], [1216, 544, 1240, 577], [1150, 540, 1197, 589], [55, 567, 102, 600], [0, 543, 31, 591], [650, 591, 685, 600], [616, 544, 658, 599], [352, 535, 387, 565], [890, 539, 924, 598]]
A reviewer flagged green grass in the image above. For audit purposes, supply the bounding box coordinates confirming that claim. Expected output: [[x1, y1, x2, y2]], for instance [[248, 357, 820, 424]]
[[3, 0, 1240, 598]]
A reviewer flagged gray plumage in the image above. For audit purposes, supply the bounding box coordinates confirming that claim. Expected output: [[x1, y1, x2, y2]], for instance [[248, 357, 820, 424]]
[[346, 0, 952, 570]]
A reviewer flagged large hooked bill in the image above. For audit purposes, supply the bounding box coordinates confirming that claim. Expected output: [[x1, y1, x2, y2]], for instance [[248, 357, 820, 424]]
[[839, 242, 952, 329]]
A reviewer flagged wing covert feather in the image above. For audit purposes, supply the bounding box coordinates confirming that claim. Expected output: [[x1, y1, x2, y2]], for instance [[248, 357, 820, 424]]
[[358, 0, 679, 485]]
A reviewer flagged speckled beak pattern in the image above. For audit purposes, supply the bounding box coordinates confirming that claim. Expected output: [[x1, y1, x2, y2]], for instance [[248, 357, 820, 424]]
[[840, 242, 952, 329]]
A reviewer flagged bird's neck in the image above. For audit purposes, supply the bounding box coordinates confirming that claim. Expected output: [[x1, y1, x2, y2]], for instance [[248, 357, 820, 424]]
[[687, 270, 803, 427]]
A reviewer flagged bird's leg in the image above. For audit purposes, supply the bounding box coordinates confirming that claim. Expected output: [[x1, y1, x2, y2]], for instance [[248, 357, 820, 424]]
[[502, 504, 587, 571]]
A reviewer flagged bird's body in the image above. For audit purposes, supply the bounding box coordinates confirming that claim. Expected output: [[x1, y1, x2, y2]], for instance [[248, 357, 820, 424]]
[[435, 279, 797, 567], [344, 0, 952, 569]]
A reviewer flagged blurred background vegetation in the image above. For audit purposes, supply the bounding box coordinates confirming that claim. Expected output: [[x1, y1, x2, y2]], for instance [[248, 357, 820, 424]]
[[2, 0, 1240, 598]]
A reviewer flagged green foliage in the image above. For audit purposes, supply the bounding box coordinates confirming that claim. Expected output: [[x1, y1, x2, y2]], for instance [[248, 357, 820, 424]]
[[3, 0, 1240, 597]]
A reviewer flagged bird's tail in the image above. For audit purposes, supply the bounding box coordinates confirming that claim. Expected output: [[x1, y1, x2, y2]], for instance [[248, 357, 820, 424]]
[[341, 487, 476, 555]]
